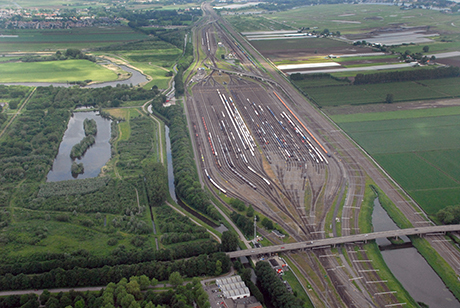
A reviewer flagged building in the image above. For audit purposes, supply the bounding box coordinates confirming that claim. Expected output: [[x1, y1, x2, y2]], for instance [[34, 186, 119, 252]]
[[216, 276, 250, 300]]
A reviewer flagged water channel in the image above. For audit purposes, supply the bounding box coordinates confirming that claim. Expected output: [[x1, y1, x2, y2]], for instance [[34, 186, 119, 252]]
[[165, 125, 177, 203], [372, 198, 460, 307], [47, 111, 111, 182]]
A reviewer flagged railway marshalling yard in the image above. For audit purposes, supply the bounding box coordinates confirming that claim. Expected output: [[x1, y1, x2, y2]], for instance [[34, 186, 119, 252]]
[[186, 3, 460, 307]]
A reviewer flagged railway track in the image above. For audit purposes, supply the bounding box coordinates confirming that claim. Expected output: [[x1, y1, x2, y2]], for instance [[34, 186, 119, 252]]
[[182, 7, 460, 306]]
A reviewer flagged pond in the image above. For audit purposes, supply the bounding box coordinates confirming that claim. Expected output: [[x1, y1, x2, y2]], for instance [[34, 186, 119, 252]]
[[47, 111, 111, 182], [372, 198, 460, 308]]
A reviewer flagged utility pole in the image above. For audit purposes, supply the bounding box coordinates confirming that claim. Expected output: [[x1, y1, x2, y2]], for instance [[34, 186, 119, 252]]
[[254, 215, 257, 242]]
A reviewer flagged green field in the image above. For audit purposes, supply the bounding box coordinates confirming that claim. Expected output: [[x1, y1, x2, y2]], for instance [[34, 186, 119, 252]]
[[224, 15, 295, 33], [0, 27, 148, 52], [331, 107, 460, 215], [297, 77, 460, 106], [0, 59, 117, 82], [262, 4, 460, 35], [0, 0, 103, 8]]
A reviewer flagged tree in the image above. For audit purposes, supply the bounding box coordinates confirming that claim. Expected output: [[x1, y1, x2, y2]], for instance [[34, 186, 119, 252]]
[[8, 100, 18, 109], [75, 299, 85, 308], [215, 260, 222, 276], [262, 217, 274, 230], [385, 93, 394, 104], [40, 289, 51, 305], [126, 279, 141, 300], [46, 297, 60, 308], [120, 293, 135, 308], [169, 272, 183, 288], [221, 231, 238, 252], [241, 268, 252, 282], [423, 45, 429, 53], [138, 275, 151, 290], [246, 204, 254, 217], [150, 278, 159, 287]]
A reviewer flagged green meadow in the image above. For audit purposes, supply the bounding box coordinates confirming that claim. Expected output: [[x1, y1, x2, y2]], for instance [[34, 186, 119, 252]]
[[0, 27, 148, 52], [331, 107, 460, 215], [0, 59, 117, 83]]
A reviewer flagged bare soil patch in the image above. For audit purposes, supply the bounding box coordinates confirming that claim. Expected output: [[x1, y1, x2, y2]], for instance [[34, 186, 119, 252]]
[[436, 56, 460, 68]]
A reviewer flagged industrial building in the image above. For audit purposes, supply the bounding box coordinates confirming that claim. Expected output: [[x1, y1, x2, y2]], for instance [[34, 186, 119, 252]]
[[216, 275, 250, 300]]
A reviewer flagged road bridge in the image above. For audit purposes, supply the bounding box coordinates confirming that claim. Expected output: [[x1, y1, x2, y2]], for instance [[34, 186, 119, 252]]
[[227, 225, 460, 258]]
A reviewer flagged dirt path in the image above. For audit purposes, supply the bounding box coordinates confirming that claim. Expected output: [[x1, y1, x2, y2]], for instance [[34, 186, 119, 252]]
[[0, 87, 36, 140], [142, 99, 164, 164]]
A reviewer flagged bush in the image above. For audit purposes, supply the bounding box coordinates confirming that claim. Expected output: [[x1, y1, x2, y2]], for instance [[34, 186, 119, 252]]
[[8, 100, 19, 109], [55, 214, 70, 222], [107, 238, 118, 246]]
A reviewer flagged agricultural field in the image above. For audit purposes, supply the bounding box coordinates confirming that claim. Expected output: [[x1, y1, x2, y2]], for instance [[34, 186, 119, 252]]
[[259, 4, 460, 36], [295, 76, 460, 107], [0, 59, 118, 83], [0, 27, 148, 53], [0, 0, 104, 9], [223, 15, 295, 33], [330, 107, 460, 215]]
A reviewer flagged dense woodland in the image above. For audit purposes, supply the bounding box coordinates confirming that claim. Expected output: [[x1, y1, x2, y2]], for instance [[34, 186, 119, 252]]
[[0, 274, 211, 308], [0, 77, 224, 295], [0, 252, 230, 291]]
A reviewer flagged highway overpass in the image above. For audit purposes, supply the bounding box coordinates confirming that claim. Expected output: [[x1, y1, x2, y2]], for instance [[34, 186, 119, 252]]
[[227, 224, 460, 258]]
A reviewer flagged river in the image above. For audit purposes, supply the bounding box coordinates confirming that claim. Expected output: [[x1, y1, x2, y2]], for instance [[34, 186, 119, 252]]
[[46, 111, 111, 182], [372, 198, 460, 307]]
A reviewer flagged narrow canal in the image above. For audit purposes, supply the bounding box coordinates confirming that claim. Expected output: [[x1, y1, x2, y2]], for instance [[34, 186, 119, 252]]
[[372, 198, 459, 307]]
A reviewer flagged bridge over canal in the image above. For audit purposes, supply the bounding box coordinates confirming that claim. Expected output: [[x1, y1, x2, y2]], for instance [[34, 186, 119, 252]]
[[227, 224, 460, 258]]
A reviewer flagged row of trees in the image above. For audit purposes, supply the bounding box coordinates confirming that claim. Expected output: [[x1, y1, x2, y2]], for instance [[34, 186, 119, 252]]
[[255, 261, 303, 308], [150, 95, 219, 221], [37, 177, 110, 197], [31, 178, 140, 214], [0, 237, 220, 277], [0, 252, 230, 291], [27, 85, 158, 111], [0, 273, 209, 308], [354, 66, 460, 85], [230, 211, 253, 237], [143, 162, 168, 208]]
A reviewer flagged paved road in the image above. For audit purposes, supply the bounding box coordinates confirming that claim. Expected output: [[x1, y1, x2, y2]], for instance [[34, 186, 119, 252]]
[[228, 224, 460, 258]]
